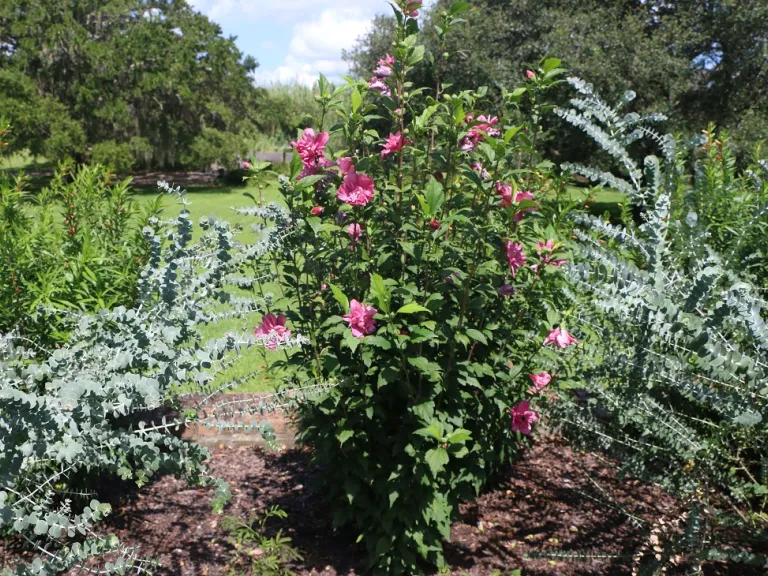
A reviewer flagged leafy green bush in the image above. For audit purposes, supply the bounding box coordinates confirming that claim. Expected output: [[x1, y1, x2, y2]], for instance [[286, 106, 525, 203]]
[[671, 127, 768, 289], [553, 78, 768, 573], [245, 5, 577, 573], [0, 158, 160, 345], [0, 184, 294, 575], [181, 126, 250, 171], [89, 141, 136, 173]]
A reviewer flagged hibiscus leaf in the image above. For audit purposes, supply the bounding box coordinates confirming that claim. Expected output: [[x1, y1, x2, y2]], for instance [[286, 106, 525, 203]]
[[328, 283, 349, 312], [408, 357, 441, 381], [449, 2, 469, 16], [465, 329, 487, 345], [337, 430, 354, 446], [509, 87, 527, 101], [397, 303, 430, 314], [289, 151, 302, 180], [415, 104, 438, 129], [446, 429, 472, 444], [415, 193, 429, 216], [294, 174, 326, 190], [342, 330, 361, 352], [453, 102, 465, 126], [369, 273, 391, 313], [425, 177, 445, 215], [351, 88, 362, 114], [415, 420, 443, 440], [543, 57, 562, 72], [378, 366, 400, 389], [364, 335, 392, 350], [425, 447, 449, 476], [504, 126, 522, 143]]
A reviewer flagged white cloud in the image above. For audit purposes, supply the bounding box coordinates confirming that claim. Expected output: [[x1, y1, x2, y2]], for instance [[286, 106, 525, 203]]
[[253, 7, 374, 86], [189, 0, 438, 87]]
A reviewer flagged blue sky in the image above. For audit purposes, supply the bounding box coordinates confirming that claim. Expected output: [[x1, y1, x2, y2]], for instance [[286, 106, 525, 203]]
[[189, 0, 409, 86]]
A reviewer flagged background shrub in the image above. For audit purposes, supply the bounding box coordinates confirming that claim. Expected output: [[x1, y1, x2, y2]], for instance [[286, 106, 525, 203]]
[[0, 159, 161, 345], [671, 128, 768, 290], [89, 141, 136, 173]]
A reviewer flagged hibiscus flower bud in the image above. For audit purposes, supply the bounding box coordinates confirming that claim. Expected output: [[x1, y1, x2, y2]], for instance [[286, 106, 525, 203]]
[[429, 220, 440, 230]]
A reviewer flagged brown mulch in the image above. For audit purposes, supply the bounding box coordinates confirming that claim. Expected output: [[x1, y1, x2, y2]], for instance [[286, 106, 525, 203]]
[[2, 438, 754, 575]]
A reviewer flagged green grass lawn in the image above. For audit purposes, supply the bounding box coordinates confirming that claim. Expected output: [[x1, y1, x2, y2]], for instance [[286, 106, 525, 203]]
[[566, 186, 627, 219], [1, 151, 51, 172]]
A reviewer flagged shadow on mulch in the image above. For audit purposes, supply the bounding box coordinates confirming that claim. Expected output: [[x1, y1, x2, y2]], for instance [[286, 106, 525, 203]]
[[2, 438, 759, 576]]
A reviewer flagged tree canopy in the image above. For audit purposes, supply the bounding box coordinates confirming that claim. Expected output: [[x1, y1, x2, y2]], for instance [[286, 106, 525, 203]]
[[346, 0, 768, 160], [0, 0, 261, 169]]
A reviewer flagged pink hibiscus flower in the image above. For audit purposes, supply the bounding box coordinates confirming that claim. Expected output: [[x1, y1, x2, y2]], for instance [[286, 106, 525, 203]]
[[291, 128, 332, 179], [537, 239, 557, 253], [254, 314, 291, 350], [381, 131, 409, 158], [337, 171, 375, 206], [337, 157, 354, 175], [343, 299, 378, 338], [536, 239, 567, 267], [528, 372, 552, 394], [543, 328, 580, 348], [476, 115, 501, 137], [347, 223, 362, 243], [403, 0, 422, 16], [460, 115, 500, 151], [374, 54, 395, 78], [471, 162, 490, 180], [512, 190, 538, 221], [311, 206, 324, 216], [496, 181, 514, 207], [292, 129, 330, 165], [369, 77, 391, 97], [510, 401, 538, 435], [505, 241, 526, 276]]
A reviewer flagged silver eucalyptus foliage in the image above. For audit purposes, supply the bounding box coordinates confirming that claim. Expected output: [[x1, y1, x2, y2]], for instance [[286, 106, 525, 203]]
[[554, 79, 768, 572], [0, 186, 303, 575]]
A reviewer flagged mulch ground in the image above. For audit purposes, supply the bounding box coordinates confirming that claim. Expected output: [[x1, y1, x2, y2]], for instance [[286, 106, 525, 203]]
[[2, 438, 754, 575]]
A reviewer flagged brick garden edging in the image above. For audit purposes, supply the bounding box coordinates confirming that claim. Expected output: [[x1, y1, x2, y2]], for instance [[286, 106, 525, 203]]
[[180, 393, 298, 448]]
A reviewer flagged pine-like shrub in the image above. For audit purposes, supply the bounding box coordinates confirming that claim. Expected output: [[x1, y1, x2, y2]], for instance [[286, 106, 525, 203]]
[[671, 127, 768, 291], [551, 78, 768, 573], [0, 156, 161, 345], [0, 184, 299, 575], [245, 3, 578, 573]]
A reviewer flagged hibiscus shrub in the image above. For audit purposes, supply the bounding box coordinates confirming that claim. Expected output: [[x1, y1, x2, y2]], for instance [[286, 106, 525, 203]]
[[251, 3, 580, 572]]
